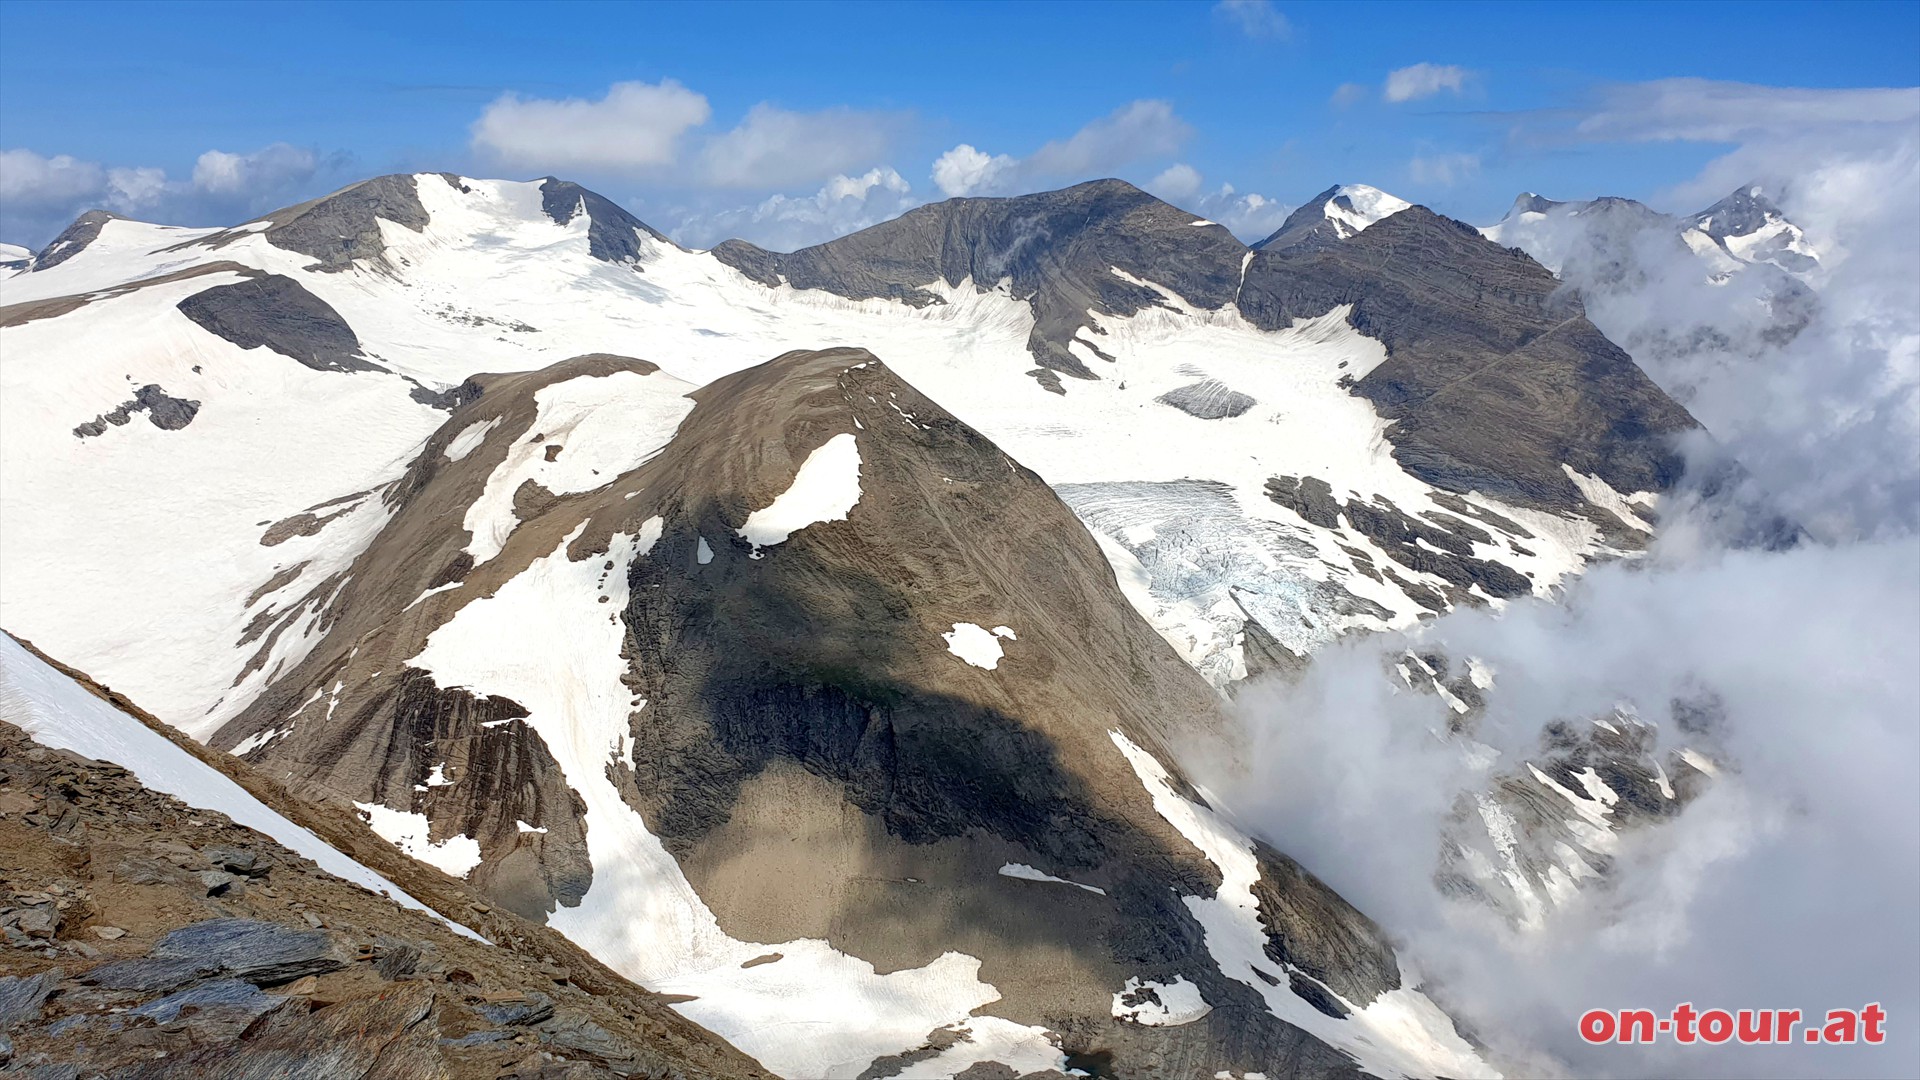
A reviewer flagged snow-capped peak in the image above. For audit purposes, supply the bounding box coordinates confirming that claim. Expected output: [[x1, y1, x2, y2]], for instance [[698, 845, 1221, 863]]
[[1322, 183, 1413, 237]]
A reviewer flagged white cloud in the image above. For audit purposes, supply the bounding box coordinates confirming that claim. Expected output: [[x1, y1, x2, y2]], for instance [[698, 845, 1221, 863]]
[[0, 143, 336, 248], [931, 100, 1192, 199], [1330, 82, 1371, 108], [1205, 77, 1920, 1078], [1147, 162, 1203, 200], [471, 79, 903, 192], [1215, 0, 1291, 39], [1564, 78, 1919, 146], [1143, 164, 1293, 241], [1510, 79, 1920, 540], [0, 150, 105, 206], [672, 166, 920, 252], [698, 104, 900, 189], [1027, 99, 1191, 175], [471, 79, 712, 173], [1407, 150, 1480, 186], [931, 144, 1017, 198], [1384, 62, 1471, 103], [191, 143, 317, 197]]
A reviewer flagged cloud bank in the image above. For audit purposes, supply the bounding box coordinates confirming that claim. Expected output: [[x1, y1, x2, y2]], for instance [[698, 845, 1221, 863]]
[[0, 143, 330, 249], [1199, 76, 1920, 1079]]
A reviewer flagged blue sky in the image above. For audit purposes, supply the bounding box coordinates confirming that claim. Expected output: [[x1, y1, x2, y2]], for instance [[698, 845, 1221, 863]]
[[2, 0, 1916, 249]]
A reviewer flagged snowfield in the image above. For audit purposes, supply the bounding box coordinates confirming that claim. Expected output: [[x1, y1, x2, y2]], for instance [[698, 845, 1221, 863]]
[[0, 173, 1648, 724]]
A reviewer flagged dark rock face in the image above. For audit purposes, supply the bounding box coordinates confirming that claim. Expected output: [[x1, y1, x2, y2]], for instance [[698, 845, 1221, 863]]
[[1239, 207, 1698, 510], [178, 274, 381, 372], [711, 179, 1247, 380], [83, 918, 345, 992], [72, 385, 201, 439], [1267, 475, 1535, 604], [31, 210, 119, 270], [1155, 379, 1257, 419], [259, 173, 431, 271], [1250, 846, 1400, 1005], [539, 178, 673, 264], [408, 376, 484, 411]]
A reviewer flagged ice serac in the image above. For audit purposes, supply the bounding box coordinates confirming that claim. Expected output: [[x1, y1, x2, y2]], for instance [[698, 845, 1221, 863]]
[[711, 178, 1247, 382], [1239, 205, 1698, 511], [214, 345, 1477, 1077]]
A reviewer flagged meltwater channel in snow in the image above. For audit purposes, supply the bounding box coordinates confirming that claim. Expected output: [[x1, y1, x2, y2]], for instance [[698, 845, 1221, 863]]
[[0, 634, 482, 941]]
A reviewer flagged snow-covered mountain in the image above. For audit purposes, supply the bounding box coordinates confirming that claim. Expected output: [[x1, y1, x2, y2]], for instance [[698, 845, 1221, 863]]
[[0, 171, 1707, 1076], [1252, 183, 1414, 253], [1481, 184, 1821, 285]]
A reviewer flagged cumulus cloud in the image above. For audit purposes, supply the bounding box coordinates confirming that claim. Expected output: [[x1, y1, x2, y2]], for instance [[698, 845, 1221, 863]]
[[471, 79, 711, 173], [698, 104, 901, 189], [1408, 150, 1480, 186], [0, 143, 329, 248], [931, 143, 1019, 198], [1147, 162, 1204, 201], [931, 100, 1192, 198], [1144, 164, 1294, 241], [1211, 537, 1920, 1079], [670, 166, 919, 252], [0, 150, 105, 207], [471, 79, 904, 191], [1215, 0, 1291, 39], [1385, 62, 1472, 103], [1199, 75, 1920, 1079], [191, 143, 317, 196], [1028, 99, 1191, 175]]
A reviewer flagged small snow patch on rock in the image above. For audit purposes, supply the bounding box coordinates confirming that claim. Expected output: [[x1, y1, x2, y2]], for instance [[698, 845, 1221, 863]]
[[1113, 975, 1211, 1026], [737, 432, 862, 555], [942, 623, 1006, 669]]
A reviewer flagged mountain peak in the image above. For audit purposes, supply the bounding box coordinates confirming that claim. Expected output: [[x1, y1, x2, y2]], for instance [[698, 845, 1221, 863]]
[[1252, 183, 1413, 253]]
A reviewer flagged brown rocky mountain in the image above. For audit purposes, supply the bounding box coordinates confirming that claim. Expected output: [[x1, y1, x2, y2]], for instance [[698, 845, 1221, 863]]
[[207, 346, 1467, 1077]]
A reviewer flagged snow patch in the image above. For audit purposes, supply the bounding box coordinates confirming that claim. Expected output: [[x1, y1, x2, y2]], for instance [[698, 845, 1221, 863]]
[[1107, 730, 1498, 1079], [1112, 975, 1212, 1026], [464, 369, 694, 565], [443, 416, 500, 462], [736, 432, 863, 554], [997, 863, 1105, 895], [942, 623, 1007, 669], [353, 801, 484, 878]]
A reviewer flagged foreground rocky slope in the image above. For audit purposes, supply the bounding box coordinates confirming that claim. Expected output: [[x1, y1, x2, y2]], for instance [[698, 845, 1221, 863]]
[[0, 634, 767, 1078]]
